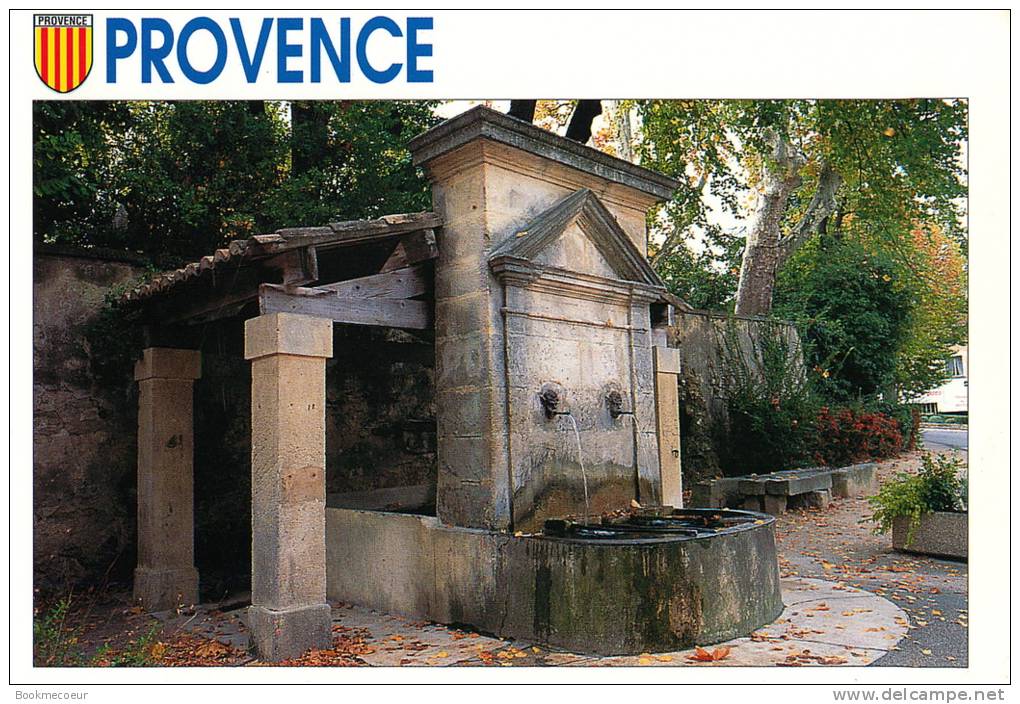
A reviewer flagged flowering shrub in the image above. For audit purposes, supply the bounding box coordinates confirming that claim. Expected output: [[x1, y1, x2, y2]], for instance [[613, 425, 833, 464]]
[[814, 406, 904, 467]]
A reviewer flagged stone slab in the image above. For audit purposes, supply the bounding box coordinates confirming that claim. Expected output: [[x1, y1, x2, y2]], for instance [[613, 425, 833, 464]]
[[831, 463, 879, 498], [763, 494, 787, 516], [764, 472, 832, 496], [800, 489, 832, 509]]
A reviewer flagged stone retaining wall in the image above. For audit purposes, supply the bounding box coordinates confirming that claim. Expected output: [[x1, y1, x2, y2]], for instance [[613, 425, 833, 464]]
[[33, 247, 146, 594], [668, 310, 803, 485]]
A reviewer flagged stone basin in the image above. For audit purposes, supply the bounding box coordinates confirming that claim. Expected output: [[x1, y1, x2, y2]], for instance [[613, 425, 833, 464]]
[[326, 506, 783, 656]]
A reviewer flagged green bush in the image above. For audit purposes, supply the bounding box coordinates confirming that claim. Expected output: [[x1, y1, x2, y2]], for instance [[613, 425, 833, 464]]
[[922, 414, 968, 426], [775, 237, 911, 403], [33, 598, 83, 666], [720, 319, 820, 475], [868, 453, 965, 542]]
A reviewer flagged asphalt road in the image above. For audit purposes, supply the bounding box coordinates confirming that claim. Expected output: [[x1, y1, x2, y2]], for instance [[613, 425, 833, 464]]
[[922, 427, 968, 451]]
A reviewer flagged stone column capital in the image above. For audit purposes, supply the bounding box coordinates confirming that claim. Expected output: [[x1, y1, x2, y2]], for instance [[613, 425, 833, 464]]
[[134, 347, 201, 381], [244, 313, 333, 361]]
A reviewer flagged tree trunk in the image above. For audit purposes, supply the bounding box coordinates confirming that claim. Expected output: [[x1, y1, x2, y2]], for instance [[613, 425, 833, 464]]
[[291, 101, 330, 176], [609, 100, 634, 163], [508, 100, 537, 123], [565, 100, 602, 143], [733, 134, 804, 317]]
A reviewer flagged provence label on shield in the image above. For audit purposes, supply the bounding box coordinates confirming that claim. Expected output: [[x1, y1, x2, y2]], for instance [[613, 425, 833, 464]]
[[34, 14, 93, 93]]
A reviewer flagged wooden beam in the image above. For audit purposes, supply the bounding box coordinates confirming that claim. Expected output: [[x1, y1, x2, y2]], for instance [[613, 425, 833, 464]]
[[248, 212, 442, 255], [259, 284, 431, 330], [266, 246, 318, 287], [151, 247, 320, 326], [317, 263, 428, 299], [380, 230, 438, 273]]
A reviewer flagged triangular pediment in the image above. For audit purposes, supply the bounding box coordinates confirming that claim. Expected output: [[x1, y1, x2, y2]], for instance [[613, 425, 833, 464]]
[[488, 189, 665, 288]]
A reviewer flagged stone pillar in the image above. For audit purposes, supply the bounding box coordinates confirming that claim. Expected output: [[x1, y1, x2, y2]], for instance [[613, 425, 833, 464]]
[[244, 313, 333, 661], [133, 347, 201, 611], [654, 346, 683, 507]]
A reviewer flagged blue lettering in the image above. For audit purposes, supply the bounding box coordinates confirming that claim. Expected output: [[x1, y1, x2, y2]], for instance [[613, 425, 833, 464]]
[[230, 18, 272, 83], [177, 17, 227, 84], [105, 18, 136, 82], [104, 15, 435, 85], [357, 16, 402, 84], [141, 18, 174, 83], [406, 17, 432, 83], [277, 18, 303, 83], [310, 18, 350, 83]]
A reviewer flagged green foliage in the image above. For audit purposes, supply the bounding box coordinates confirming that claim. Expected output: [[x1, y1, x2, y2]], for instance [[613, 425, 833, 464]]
[[84, 284, 148, 386], [869, 453, 966, 542], [91, 622, 162, 667], [637, 99, 967, 261], [34, 100, 441, 263], [33, 102, 133, 245], [263, 100, 441, 229], [922, 414, 968, 426], [719, 319, 820, 474], [34, 597, 162, 667], [653, 230, 742, 311], [774, 236, 911, 402], [636, 99, 967, 395], [33, 598, 83, 666]]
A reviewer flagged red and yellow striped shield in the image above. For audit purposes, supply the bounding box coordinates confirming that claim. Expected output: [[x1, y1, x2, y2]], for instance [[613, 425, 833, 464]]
[[34, 14, 93, 93]]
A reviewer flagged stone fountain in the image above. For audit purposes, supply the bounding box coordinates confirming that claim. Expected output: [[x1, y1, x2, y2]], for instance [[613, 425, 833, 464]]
[[325, 107, 782, 655]]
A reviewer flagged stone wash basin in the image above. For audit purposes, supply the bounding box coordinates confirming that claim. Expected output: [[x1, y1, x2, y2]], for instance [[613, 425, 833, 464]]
[[326, 506, 783, 656]]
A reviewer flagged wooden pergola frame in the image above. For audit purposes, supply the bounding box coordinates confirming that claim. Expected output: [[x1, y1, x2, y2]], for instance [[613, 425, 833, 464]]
[[124, 211, 442, 661]]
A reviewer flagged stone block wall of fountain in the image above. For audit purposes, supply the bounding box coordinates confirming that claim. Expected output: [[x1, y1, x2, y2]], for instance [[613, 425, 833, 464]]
[[408, 106, 677, 533]]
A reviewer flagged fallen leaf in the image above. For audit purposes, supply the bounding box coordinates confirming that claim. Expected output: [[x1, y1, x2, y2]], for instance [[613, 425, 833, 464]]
[[688, 645, 731, 662]]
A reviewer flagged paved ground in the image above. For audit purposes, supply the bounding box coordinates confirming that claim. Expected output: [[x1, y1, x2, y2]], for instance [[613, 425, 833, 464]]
[[922, 427, 968, 451], [54, 449, 967, 668], [161, 576, 908, 667], [773, 449, 968, 667]]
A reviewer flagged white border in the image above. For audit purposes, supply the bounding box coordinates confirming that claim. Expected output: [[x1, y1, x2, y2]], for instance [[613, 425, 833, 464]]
[[6, 7, 1012, 693]]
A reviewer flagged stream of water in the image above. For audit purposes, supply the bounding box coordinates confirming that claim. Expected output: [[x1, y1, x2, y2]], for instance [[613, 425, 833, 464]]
[[565, 413, 590, 524]]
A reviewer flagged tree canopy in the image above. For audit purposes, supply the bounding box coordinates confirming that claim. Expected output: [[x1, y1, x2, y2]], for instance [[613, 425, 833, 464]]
[[33, 100, 440, 265], [636, 99, 967, 313], [636, 98, 967, 399]]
